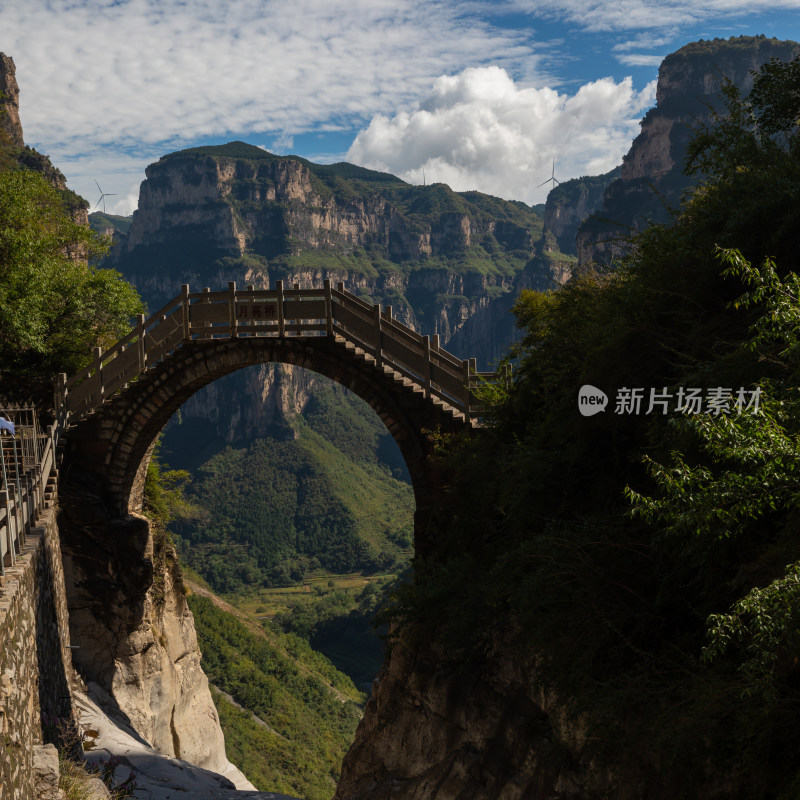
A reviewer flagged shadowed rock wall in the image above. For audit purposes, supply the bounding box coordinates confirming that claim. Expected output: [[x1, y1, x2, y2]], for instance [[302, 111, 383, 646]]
[[0, 506, 78, 799]]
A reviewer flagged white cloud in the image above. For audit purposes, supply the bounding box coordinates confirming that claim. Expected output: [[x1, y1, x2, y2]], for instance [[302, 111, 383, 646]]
[[615, 54, 666, 66], [108, 183, 143, 217], [4, 0, 798, 212], [613, 34, 674, 51], [4, 0, 542, 208], [347, 67, 657, 205], [269, 134, 295, 154], [508, 0, 800, 32]]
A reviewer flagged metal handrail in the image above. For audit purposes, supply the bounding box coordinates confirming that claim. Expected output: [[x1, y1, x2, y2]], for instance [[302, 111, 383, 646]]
[[0, 405, 62, 577]]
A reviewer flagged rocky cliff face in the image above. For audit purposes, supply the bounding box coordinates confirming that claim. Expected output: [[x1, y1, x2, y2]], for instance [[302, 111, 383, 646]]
[[577, 36, 800, 266], [335, 632, 736, 800], [122, 149, 536, 271], [109, 145, 544, 438], [543, 167, 620, 257], [57, 481, 251, 788], [0, 54, 24, 147], [0, 51, 89, 226]]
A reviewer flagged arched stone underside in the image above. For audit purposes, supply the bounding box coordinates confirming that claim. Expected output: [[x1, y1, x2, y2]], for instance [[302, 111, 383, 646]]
[[65, 336, 468, 554]]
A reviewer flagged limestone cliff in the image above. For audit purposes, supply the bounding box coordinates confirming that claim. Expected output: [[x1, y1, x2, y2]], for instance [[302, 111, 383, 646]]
[[543, 167, 620, 257], [577, 35, 800, 266], [57, 481, 252, 789], [107, 145, 544, 439], [0, 53, 24, 147], [335, 633, 731, 800], [0, 51, 89, 225]]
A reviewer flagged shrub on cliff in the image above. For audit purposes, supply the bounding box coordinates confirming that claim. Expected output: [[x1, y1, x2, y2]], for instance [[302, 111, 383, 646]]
[[0, 167, 143, 402]]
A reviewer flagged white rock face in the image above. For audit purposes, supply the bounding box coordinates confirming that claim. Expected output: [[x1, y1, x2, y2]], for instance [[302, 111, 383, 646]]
[[59, 499, 258, 794], [76, 685, 300, 800], [107, 544, 230, 774]]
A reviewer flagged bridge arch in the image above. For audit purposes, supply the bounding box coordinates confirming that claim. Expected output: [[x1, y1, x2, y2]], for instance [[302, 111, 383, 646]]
[[61, 282, 490, 553], [66, 335, 465, 548]]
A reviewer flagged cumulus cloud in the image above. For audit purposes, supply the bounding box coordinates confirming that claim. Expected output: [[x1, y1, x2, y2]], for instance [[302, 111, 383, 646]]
[[4, 0, 797, 211], [347, 67, 657, 205]]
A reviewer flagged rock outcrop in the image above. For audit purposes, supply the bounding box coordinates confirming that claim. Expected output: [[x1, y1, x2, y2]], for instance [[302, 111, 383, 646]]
[[577, 36, 800, 266], [0, 52, 89, 225], [543, 167, 620, 257], [0, 53, 24, 147], [56, 479, 248, 786], [334, 629, 736, 800], [106, 144, 544, 442]]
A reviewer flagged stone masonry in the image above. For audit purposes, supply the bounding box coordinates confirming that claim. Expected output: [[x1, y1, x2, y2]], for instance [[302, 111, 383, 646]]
[[0, 504, 77, 800]]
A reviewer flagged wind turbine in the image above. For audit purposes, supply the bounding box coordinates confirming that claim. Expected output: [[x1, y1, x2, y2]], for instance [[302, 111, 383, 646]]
[[537, 159, 561, 190], [93, 179, 118, 214]]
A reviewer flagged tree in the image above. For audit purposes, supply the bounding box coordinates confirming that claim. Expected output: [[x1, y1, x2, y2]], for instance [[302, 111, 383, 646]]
[[0, 168, 143, 401]]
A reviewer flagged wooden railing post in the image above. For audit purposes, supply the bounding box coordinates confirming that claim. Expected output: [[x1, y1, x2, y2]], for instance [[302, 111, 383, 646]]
[[23, 472, 31, 540], [462, 359, 471, 416], [0, 490, 5, 578], [292, 284, 300, 335], [423, 336, 431, 398], [33, 465, 42, 517], [136, 314, 146, 372], [324, 279, 333, 337], [0, 491, 13, 567], [247, 284, 255, 337], [181, 284, 190, 341], [200, 288, 210, 340], [384, 305, 392, 320], [276, 280, 285, 337], [228, 281, 238, 339], [469, 358, 477, 419], [93, 346, 104, 405], [54, 373, 67, 418], [373, 305, 382, 367]]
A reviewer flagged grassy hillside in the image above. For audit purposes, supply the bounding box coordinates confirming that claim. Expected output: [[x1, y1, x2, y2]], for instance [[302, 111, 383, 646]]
[[88, 211, 133, 236], [167, 381, 414, 594], [187, 587, 364, 799]]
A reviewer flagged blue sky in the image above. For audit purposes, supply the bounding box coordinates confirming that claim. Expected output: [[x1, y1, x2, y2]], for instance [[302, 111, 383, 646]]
[[3, 1, 800, 214]]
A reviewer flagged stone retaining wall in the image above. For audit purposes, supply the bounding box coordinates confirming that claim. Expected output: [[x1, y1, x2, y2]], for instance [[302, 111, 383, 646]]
[[0, 503, 77, 799]]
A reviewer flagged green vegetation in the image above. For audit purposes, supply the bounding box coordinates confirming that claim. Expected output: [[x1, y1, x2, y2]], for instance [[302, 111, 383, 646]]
[[168, 380, 414, 594], [88, 211, 133, 236], [0, 162, 142, 401], [188, 593, 363, 800], [272, 576, 395, 688], [389, 55, 800, 796]]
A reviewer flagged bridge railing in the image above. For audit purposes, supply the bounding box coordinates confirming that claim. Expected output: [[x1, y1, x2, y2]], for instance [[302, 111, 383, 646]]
[[0, 405, 63, 579], [60, 281, 508, 423]]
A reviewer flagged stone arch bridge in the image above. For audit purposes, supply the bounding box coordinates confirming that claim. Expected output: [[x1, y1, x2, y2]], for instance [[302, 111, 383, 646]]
[[60, 280, 504, 547]]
